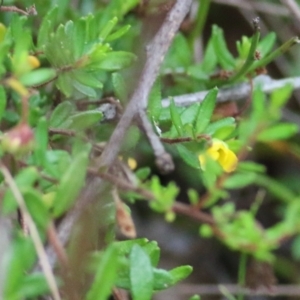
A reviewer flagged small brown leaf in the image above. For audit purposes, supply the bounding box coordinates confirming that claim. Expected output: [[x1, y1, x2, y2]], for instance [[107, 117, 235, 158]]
[[112, 189, 136, 239]]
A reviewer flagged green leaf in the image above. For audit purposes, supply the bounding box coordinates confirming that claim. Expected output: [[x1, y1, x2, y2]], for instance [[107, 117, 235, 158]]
[[34, 117, 48, 166], [68, 110, 103, 131], [19, 69, 57, 86], [0, 85, 7, 121], [72, 80, 97, 97], [49, 101, 74, 128], [56, 73, 73, 97], [130, 245, 153, 300], [135, 167, 151, 181], [37, 6, 58, 48], [170, 98, 183, 136], [271, 84, 293, 110], [169, 265, 193, 285], [237, 161, 266, 173], [4, 236, 36, 300], [52, 151, 89, 217], [164, 33, 192, 70], [201, 38, 218, 72], [106, 24, 131, 42], [24, 189, 50, 230], [176, 144, 200, 169], [147, 80, 161, 121], [95, 51, 136, 71], [2, 167, 39, 214], [86, 245, 119, 300], [19, 273, 49, 299], [195, 88, 218, 134], [98, 17, 118, 42], [71, 70, 103, 89], [212, 25, 235, 69], [112, 72, 128, 102], [224, 172, 258, 189], [255, 174, 296, 203], [258, 123, 298, 141], [258, 32, 276, 57]]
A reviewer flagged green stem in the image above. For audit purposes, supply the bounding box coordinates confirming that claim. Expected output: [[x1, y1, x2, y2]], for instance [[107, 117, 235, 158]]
[[237, 252, 247, 300], [248, 36, 300, 73], [228, 30, 260, 84], [188, 0, 211, 48]]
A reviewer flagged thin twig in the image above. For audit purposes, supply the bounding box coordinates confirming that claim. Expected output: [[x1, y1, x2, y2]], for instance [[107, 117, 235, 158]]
[[44, 0, 193, 269], [0, 163, 61, 300], [162, 283, 300, 297], [96, 0, 193, 169], [280, 0, 300, 22], [137, 110, 174, 173], [0, 4, 37, 16], [212, 0, 289, 16], [161, 75, 300, 107]]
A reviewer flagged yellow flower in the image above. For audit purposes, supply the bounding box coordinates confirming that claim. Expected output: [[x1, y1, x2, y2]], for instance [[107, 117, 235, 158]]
[[199, 139, 238, 173]]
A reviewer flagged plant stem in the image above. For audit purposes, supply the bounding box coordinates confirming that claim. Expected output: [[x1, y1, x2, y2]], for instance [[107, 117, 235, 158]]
[[249, 36, 300, 73], [237, 252, 247, 300], [188, 0, 211, 47], [0, 163, 61, 300]]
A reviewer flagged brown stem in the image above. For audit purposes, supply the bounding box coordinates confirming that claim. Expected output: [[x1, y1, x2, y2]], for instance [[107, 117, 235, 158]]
[[96, 0, 193, 169], [0, 5, 37, 16]]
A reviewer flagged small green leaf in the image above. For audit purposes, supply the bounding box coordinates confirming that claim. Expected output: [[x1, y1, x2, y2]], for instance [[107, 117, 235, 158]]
[[188, 189, 199, 205], [98, 17, 118, 42], [258, 123, 298, 141], [37, 6, 58, 48], [24, 189, 50, 229], [19, 273, 49, 299], [170, 98, 183, 136], [237, 161, 266, 173], [72, 80, 97, 98], [86, 245, 119, 300], [212, 25, 235, 69], [2, 167, 39, 214], [71, 70, 103, 89], [19, 69, 57, 86], [106, 24, 131, 42], [34, 117, 48, 166], [135, 167, 151, 181], [68, 110, 103, 131], [147, 81, 162, 121], [195, 88, 218, 134], [49, 101, 74, 128], [130, 245, 153, 300], [271, 84, 293, 110], [95, 51, 136, 71], [52, 151, 89, 217], [112, 72, 128, 102], [224, 172, 258, 189], [258, 32, 276, 57], [0, 85, 7, 121], [176, 144, 200, 169], [169, 265, 193, 285]]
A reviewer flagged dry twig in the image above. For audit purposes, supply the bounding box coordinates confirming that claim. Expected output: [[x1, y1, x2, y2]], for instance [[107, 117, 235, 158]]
[[0, 163, 61, 300]]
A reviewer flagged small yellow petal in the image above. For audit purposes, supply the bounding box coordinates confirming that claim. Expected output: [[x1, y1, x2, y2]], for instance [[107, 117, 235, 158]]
[[127, 157, 137, 170], [218, 148, 238, 173], [199, 139, 238, 173]]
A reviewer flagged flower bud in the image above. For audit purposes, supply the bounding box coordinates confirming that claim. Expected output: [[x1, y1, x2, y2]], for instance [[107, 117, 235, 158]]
[[27, 55, 40, 69], [1, 123, 34, 155]]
